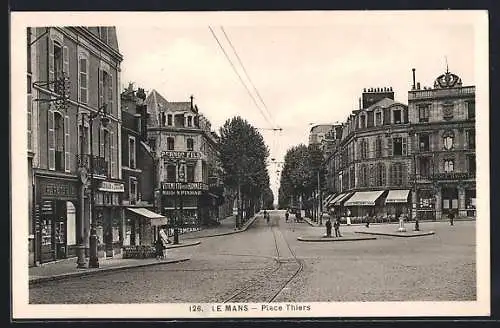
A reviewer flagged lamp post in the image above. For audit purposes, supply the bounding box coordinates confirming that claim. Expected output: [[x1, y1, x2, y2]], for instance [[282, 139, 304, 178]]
[[84, 104, 110, 268], [172, 158, 187, 245], [413, 131, 420, 231]]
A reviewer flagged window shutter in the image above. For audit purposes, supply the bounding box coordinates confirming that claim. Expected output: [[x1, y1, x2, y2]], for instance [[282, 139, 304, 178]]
[[99, 127, 104, 158], [48, 38, 55, 91], [98, 69, 104, 107], [63, 46, 69, 77], [64, 114, 71, 172], [111, 130, 116, 178], [402, 137, 407, 156], [387, 137, 393, 157], [48, 109, 55, 170], [108, 73, 113, 116]]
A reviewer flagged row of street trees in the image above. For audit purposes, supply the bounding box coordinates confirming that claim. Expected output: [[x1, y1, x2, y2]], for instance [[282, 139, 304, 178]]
[[278, 143, 325, 219], [219, 116, 270, 228]]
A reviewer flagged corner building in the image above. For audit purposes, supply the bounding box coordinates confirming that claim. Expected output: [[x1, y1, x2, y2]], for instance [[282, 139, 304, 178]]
[[145, 90, 224, 229], [408, 69, 476, 220], [28, 27, 124, 265]]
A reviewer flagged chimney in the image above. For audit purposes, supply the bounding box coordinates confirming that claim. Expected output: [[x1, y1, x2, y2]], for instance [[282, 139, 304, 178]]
[[190, 95, 194, 109], [412, 68, 416, 90]]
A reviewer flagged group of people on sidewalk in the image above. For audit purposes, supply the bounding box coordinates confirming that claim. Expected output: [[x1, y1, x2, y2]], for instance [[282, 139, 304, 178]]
[[325, 216, 342, 238]]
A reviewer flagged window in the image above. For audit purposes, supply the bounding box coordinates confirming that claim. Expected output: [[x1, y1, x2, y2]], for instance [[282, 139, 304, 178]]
[[129, 178, 137, 204], [187, 138, 194, 151], [349, 167, 355, 189], [375, 136, 382, 158], [175, 114, 184, 127], [391, 162, 404, 185], [129, 136, 136, 169], [377, 163, 386, 186], [53, 42, 63, 93], [187, 116, 193, 127], [392, 137, 407, 156], [467, 101, 475, 120], [419, 134, 430, 151], [99, 27, 108, 43], [79, 125, 90, 155], [167, 114, 172, 126], [148, 138, 156, 151], [375, 111, 382, 126], [467, 130, 475, 149], [167, 137, 175, 150], [468, 155, 476, 175], [359, 165, 367, 187], [444, 159, 454, 173], [443, 130, 454, 150], [359, 139, 368, 159], [103, 129, 111, 167], [418, 105, 430, 123], [54, 112, 65, 171], [419, 157, 431, 177], [393, 109, 402, 124], [78, 57, 88, 103], [166, 165, 176, 182], [360, 114, 366, 129], [187, 165, 195, 183]]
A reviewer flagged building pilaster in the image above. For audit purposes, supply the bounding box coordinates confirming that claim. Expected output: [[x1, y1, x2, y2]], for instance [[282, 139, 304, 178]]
[[434, 184, 442, 220], [458, 184, 466, 217]]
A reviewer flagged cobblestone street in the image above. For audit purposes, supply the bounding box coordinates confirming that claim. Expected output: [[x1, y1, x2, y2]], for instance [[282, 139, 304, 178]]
[[29, 211, 476, 304]]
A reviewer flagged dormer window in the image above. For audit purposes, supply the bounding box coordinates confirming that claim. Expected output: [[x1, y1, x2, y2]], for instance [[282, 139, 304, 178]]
[[167, 114, 172, 126], [375, 110, 382, 126], [393, 108, 402, 124], [359, 114, 366, 129], [187, 116, 193, 127]]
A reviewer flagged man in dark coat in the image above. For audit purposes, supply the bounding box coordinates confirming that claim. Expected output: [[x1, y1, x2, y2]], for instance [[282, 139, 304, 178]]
[[334, 218, 342, 237], [325, 217, 332, 237], [448, 210, 455, 226]]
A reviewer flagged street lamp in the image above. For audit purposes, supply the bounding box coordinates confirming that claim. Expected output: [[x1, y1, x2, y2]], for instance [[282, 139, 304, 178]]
[[83, 104, 110, 268]]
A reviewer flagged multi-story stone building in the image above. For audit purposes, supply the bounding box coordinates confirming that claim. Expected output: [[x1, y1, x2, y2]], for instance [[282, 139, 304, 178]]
[[323, 69, 476, 222], [120, 83, 159, 248], [309, 124, 335, 146], [408, 68, 476, 220], [145, 90, 225, 230], [28, 26, 124, 265]]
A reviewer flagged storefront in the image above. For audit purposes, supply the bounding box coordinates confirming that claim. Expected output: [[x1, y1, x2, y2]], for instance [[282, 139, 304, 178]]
[[94, 180, 124, 257], [161, 182, 208, 231], [329, 192, 353, 217], [343, 190, 386, 219], [465, 188, 476, 217], [125, 207, 164, 246], [384, 189, 410, 220], [34, 175, 80, 264], [416, 188, 436, 221]]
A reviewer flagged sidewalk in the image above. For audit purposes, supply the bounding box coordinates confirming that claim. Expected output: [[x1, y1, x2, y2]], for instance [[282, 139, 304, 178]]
[[182, 213, 260, 239], [29, 253, 191, 285]]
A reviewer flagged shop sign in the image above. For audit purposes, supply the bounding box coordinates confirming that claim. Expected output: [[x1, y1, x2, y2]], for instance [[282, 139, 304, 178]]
[[98, 181, 125, 193], [163, 190, 202, 196], [162, 182, 208, 191], [161, 151, 201, 160], [39, 179, 78, 200]]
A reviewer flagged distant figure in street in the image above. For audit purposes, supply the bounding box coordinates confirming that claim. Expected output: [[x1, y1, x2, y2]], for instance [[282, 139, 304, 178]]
[[155, 238, 166, 260], [448, 210, 455, 226], [325, 218, 332, 237], [264, 210, 270, 224], [365, 213, 370, 228], [334, 218, 342, 237], [285, 210, 289, 222]]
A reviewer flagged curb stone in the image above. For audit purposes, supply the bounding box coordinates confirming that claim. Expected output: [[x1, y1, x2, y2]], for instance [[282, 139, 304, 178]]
[[182, 214, 260, 239], [29, 258, 190, 285], [355, 230, 436, 238], [297, 236, 377, 242]]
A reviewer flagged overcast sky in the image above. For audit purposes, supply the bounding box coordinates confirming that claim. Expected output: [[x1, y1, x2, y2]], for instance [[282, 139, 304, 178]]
[[115, 12, 477, 201]]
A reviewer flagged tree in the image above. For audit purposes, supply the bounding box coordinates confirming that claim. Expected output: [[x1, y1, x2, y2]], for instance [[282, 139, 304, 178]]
[[262, 186, 274, 210], [219, 116, 270, 227]]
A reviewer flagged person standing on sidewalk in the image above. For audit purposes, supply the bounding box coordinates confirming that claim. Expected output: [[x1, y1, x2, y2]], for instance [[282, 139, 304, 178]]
[[334, 217, 342, 237], [285, 210, 289, 222], [325, 217, 332, 237]]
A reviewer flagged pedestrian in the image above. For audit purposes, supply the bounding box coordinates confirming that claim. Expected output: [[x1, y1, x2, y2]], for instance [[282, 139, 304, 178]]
[[285, 210, 289, 222], [365, 213, 370, 228], [334, 217, 342, 237], [448, 210, 455, 226], [155, 238, 164, 260], [325, 217, 332, 237]]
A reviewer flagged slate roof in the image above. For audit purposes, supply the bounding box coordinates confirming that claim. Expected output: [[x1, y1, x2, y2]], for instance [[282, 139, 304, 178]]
[[364, 97, 407, 111]]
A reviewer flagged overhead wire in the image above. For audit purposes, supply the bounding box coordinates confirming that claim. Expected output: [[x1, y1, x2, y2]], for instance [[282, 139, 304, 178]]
[[208, 26, 275, 130]]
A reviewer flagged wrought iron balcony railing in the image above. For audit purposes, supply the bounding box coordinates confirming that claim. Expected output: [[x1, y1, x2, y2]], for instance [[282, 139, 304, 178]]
[[77, 154, 108, 177]]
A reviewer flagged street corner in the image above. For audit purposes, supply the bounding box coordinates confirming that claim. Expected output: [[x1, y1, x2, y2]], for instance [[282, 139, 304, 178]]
[[297, 234, 377, 242], [354, 229, 436, 238], [166, 240, 201, 249]]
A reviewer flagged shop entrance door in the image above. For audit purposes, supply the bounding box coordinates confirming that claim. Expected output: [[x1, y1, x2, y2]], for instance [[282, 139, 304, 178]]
[[442, 187, 458, 216]]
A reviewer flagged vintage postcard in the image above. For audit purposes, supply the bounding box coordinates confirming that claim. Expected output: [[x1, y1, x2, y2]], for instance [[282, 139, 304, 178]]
[[11, 10, 489, 319]]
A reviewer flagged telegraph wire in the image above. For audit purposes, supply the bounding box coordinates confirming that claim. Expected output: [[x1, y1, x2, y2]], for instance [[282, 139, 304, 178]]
[[220, 26, 279, 129], [208, 26, 275, 130]]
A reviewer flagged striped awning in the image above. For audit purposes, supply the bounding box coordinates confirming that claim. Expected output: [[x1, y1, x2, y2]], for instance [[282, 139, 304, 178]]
[[322, 194, 336, 207], [330, 192, 353, 206], [385, 190, 410, 204], [344, 190, 384, 206], [127, 207, 168, 227]]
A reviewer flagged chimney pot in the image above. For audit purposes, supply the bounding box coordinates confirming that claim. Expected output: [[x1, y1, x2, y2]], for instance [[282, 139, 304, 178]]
[[417, 82, 421, 90], [412, 68, 416, 90]]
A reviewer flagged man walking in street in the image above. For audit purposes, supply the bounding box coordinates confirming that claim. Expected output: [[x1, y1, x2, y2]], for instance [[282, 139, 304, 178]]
[[448, 210, 455, 226], [334, 217, 342, 237], [285, 210, 289, 222]]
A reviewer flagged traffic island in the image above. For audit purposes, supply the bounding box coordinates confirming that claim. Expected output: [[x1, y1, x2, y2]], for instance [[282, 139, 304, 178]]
[[297, 235, 377, 242], [166, 240, 201, 249], [354, 230, 435, 238]]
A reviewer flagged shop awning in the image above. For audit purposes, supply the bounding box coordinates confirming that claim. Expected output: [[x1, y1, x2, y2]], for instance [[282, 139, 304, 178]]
[[385, 190, 410, 204], [344, 190, 385, 206], [127, 207, 168, 226], [331, 192, 353, 206], [322, 194, 336, 207]]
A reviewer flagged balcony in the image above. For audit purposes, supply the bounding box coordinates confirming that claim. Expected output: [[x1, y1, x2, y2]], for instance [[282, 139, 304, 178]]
[[77, 154, 108, 177], [408, 86, 475, 100], [432, 172, 475, 180]]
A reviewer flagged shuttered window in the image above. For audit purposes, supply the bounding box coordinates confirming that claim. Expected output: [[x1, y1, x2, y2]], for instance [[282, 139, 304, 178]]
[[78, 57, 88, 103], [48, 110, 55, 170], [48, 38, 54, 91], [64, 115, 71, 172], [111, 130, 116, 178]]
